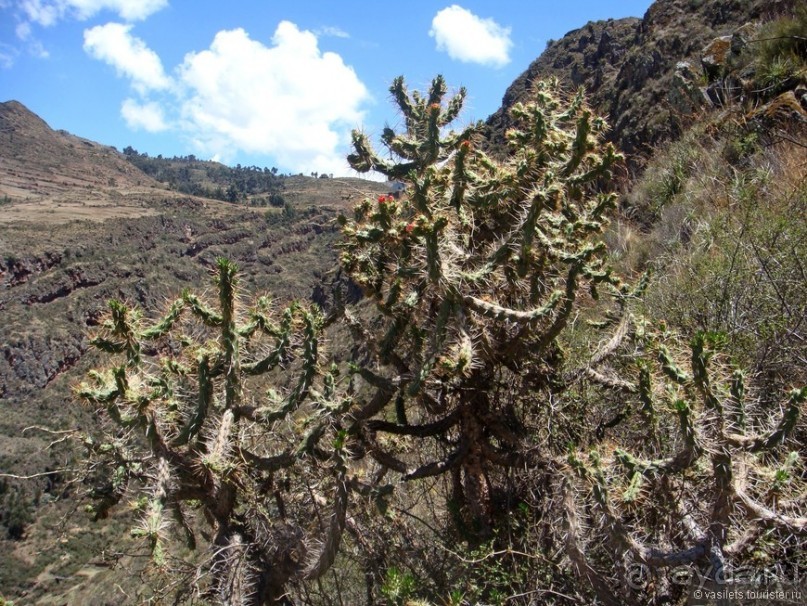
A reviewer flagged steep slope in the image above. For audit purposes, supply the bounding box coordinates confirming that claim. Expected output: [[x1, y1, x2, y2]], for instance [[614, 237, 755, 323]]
[[484, 0, 798, 164], [0, 100, 158, 201]]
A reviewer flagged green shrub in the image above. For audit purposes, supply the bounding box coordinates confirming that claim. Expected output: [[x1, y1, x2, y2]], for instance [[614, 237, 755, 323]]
[[756, 7, 807, 68], [1, 485, 32, 540], [381, 566, 417, 605], [753, 7, 807, 94]]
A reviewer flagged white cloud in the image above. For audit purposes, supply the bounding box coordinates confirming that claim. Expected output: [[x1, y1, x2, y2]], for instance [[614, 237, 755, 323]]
[[68, 0, 167, 21], [83, 22, 172, 94], [19, 0, 61, 26], [176, 22, 370, 175], [0, 44, 16, 69], [429, 5, 511, 67], [18, 0, 166, 25], [121, 98, 167, 132], [78, 19, 370, 174], [316, 25, 349, 39], [15, 20, 32, 39]]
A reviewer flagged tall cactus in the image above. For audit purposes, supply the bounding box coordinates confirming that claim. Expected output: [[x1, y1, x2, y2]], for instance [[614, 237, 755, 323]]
[[77, 258, 350, 605], [340, 76, 627, 537], [339, 76, 804, 604]]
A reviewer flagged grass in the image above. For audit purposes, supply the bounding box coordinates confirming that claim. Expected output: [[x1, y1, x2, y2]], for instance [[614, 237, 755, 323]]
[[619, 118, 807, 393]]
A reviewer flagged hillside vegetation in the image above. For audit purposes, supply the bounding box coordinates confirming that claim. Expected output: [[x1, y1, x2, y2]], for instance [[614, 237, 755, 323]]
[[1, 1, 805, 605]]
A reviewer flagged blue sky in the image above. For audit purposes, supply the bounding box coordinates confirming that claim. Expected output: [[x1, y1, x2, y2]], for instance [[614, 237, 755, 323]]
[[1, 1, 653, 176]]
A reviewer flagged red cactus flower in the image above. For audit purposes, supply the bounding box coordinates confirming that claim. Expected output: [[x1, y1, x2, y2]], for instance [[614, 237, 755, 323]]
[[378, 195, 386, 204], [460, 140, 472, 152], [405, 222, 415, 233]]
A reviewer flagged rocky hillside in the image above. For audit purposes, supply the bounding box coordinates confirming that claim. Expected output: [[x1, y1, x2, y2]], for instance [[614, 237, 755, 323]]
[[484, 0, 801, 165], [0, 102, 388, 603], [0, 100, 157, 200]]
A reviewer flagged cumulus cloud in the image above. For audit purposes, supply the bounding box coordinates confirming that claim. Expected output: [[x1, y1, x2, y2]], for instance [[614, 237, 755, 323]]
[[78, 19, 370, 174], [121, 98, 167, 132], [69, 0, 167, 20], [176, 22, 369, 174], [83, 22, 172, 94], [429, 5, 511, 67], [18, 0, 166, 25]]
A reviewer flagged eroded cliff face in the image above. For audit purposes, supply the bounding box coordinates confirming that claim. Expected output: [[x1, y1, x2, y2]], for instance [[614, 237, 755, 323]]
[[484, 0, 798, 165]]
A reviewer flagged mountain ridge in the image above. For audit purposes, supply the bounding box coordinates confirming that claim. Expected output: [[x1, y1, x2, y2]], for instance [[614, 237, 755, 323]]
[[484, 0, 800, 165], [0, 99, 157, 198]]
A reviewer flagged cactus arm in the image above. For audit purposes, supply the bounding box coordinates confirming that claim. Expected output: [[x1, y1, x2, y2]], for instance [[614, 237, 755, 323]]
[[213, 259, 242, 412], [242, 303, 294, 375], [88, 336, 128, 355], [657, 345, 691, 384], [173, 353, 213, 447], [730, 369, 747, 430], [140, 299, 185, 340], [735, 488, 807, 533], [726, 387, 805, 451], [362, 437, 407, 473], [365, 409, 460, 437], [563, 312, 634, 387], [236, 446, 295, 472], [183, 291, 222, 326], [561, 476, 622, 606], [403, 446, 466, 481], [462, 289, 563, 323], [300, 452, 348, 581]]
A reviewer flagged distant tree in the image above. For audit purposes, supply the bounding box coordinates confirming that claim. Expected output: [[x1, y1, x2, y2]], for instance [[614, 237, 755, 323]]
[[1, 484, 32, 540], [268, 192, 285, 207]]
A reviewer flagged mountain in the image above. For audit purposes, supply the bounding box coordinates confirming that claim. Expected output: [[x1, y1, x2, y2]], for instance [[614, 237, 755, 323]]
[[0, 100, 158, 202], [484, 0, 801, 165]]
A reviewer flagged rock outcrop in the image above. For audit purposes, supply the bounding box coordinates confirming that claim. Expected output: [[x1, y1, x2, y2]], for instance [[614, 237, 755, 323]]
[[484, 0, 799, 167]]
